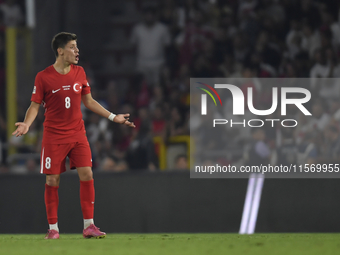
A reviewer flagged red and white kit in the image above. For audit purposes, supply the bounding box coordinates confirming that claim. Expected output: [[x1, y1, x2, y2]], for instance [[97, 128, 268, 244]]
[[31, 64, 92, 174]]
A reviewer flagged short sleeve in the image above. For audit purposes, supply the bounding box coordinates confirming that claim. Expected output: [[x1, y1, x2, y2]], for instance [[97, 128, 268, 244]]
[[81, 68, 91, 95], [31, 72, 44, 104]]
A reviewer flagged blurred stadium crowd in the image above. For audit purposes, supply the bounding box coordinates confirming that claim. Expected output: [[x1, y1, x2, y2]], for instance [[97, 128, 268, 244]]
[[1, 0, 340, 174]]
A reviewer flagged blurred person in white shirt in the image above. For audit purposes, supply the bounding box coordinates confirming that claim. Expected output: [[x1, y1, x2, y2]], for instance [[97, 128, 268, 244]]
[[301, 22, 321, 58], [310, 48, 340, 99], [0, 0, 23, 27], [130, 6, 170, 86]]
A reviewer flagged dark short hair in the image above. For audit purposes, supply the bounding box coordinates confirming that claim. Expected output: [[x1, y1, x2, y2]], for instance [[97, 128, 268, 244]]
[[51, 32, 77, 57]]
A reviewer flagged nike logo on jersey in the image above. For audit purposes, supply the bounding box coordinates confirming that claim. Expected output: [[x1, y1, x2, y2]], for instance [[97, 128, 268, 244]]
[[52, 89, 61, 93]]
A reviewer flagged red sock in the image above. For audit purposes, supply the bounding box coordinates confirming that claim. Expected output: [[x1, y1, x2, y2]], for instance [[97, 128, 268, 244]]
[[44, 184, 59, 224], [80, 179, 95, 219]]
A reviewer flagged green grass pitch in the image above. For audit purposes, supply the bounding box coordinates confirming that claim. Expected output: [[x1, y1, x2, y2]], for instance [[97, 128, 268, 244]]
[[1, 233, 340, 255]]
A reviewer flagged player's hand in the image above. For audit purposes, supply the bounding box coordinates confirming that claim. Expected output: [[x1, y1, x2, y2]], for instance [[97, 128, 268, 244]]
[[114, 114, 136, 128], [12, 122, 29, 137]]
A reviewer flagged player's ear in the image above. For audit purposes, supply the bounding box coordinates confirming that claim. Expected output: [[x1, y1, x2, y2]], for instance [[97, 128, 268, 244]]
[[57, 47, 64, 56]]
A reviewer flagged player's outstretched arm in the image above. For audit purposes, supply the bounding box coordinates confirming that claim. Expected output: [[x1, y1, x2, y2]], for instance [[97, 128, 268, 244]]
[[12, 101, 40, 137], [82, 93, 135, 128]]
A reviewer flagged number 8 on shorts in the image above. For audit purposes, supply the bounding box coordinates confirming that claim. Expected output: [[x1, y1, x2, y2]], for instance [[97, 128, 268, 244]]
[[45, 157, 51, 169]]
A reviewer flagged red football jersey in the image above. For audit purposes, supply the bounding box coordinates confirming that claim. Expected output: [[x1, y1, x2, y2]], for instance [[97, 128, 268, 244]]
[[31, 65, 91, 144]]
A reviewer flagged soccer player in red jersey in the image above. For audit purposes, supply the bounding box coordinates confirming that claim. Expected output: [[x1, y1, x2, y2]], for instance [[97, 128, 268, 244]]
[[12, 32, 135, 239]]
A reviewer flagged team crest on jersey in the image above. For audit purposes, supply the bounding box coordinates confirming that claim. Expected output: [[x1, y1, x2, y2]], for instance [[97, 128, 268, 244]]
[[32, 86, 36, 94], [73, 82, 82, 94]]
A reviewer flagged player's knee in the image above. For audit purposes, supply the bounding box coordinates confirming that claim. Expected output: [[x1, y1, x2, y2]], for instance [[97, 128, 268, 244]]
[[46, 175, 60, 186], [82, 171, 93, 181], [78, 170, 93, 181]]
